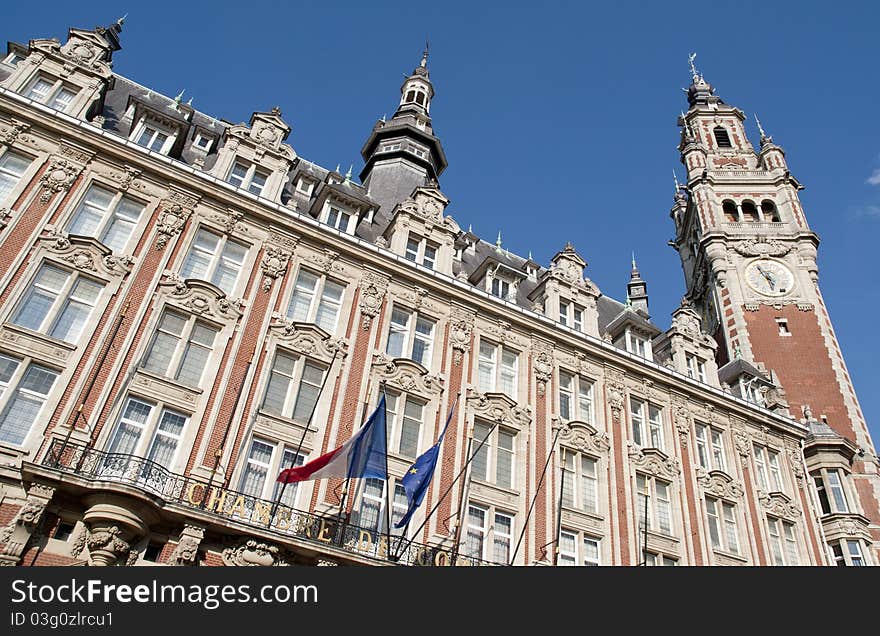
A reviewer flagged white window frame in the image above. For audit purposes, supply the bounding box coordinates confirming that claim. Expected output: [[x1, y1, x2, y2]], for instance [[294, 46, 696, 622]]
[[829, 540, 870, 567], [179, 226, 249, 296], [463, 502, 516, 565], [192, 131, 214, 153], [2, 51, 25, 67], [24, 74, 79, 112], [470, 421, 517, 490], [812, 467, 850, 515], [129, 117, 177, 155], [385, 306, 435, 367], [637, 473, 674, 536], [694, 422, 727, 472], [477, 339, 518, 400], [323, 203, 356, 234], [643, 551, 678, 566], [625, 328, 652, 360], [0, 353, 59, 447], [384, 390, 425, 460], [753, 444, 785, 493], [0, 149, 33, 205], [557, 370, 594, 424], [295, 177, 314, 195], [630, 398, 664, 450], [560, 449, 599, 514], [558, 529, 601, 566], [237, 437, 306, 507], [104, 396, 190, 468], [353, 477, 409, 537], [141, 309, 220, 389], [766, 516, 799, 566], [490, 276, 511, 300], [10, 262, 104, 345], [285, 268, 345, 334], [260, 349, 326, 424], [65, 183, 146, 253], [403, 232, 439, 270], [705, 496, 740, 555], [686, 354, 707, 382], [226, 159, 270, 197], [558, 301, 585, 332]]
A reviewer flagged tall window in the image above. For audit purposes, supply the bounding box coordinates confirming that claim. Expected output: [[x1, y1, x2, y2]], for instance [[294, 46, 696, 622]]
[[766, 516, 799, 566], [490, 277, 511, 300], [11, 263, 103, 344], [286, 269, 344, 334], [558, 530, 601, 566], [686, 354, 707, 382], [812, 468, 849, 515], [630, 399, 663, 449], [558, 371, 593, 423], [477, 340, 518, 399], [0, 354, 58, 446], [625, 330, 651, 359], [179, 228, 248, 295], [142, 309, 219, 388], [404, 234, 438, 270], [830, 540, 869, 567], [713, 126, 732, 148], [25, 76, 78, 112], [261, 351, 326, 424], [385, 307, 434, 367], [694, 423, 726, 472], [0, 151, 31, 203], [385, 391, 424, 459], [326, 205, 355, 233], [464, 503, 514, 564], [558, 302, 585, 332], [753, 444, 784, 492], [227, 160, 270, 196], [238, 438, 306, 507], [67, 184, 145, 252], [471, 422, 516, 489], [560, 450, 598, 514], [355, 478, 408, 535], [106, 397, 188, 469], [636, 474, 673, 535], [705, 496, 740, 555]]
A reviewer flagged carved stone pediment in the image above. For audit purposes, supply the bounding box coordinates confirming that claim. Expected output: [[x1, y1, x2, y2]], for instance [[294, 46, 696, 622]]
[[222, 539, 290, 567], [270, 315, 348, 363], [758, 491, 801, 521], [40, 230, 134, 276], [697, 469, 744, 500], [628, 445, 680, 480], [392, 185, 458, 233], [734, 238, 791, 257], [226, 108, 296, 162], [372, 352, 443, 396], [466, 388, 531, 427], [158, 272, 243, 320], [0, 118, 32, 147], [556, 420, 610, 455]]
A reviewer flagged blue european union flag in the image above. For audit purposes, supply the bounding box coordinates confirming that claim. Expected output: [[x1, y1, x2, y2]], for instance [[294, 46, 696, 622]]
[[394, 395, 459, 528]]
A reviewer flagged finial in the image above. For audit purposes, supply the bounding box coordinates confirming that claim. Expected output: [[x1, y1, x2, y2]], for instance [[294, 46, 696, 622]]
[[334, 163, 340, 174], [186, 97, 193, 106], [734, 343, 742, 359], [754, 113, 772, 144], [173, 89, 185, 104], [344, 165, 353, 182], [270, 106, 282, 116], [381, 113, 386, 122], [421, 40, 429, 67], [631, 251, 637, 270], [117, 14, 127, 27], [468, 223, 473, 233], [496, 231, 503, 251], [687, 52, 701, 84], [528, 250, 533, 261], [673, 169, 681, 194]]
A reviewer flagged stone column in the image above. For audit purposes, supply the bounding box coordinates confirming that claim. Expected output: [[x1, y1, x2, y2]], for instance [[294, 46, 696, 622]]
[[81, 495, 155, 566], [0, 484, 56, 566]]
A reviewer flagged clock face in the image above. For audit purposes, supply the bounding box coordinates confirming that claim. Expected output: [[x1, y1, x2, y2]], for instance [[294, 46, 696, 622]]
[[745, 259, 795, 297]]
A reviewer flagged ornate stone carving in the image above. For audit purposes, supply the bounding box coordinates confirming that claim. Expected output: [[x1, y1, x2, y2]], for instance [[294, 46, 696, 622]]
[[270, 316, 348, 362], [213, 207, 245, 234], [86, 525, 132, 566], [109, 165, 143, 192], [70, 526, 87, 558], [628, 445, 681, 480], [758, 491, 801, 521], [697, 469, 744, 499], [557, 420, 610, 455], [303, 247, 340, 274], [39, 157, 82, 203], [733, 427, 752, 467], [449, 306, 475, 366], [40, 231, 133, 276], [159, 272, 244, 320], [222, 539, 289, 566], [786, 446, 805, 488], [0, 484, 56, 565], [358, 270, 389, 330], [155, 204, 193, 250], [0, 119, 31, 146], [260, 245, 291, 292], [170, 525, 204, 566], [485, 319, 513, 344], [466, 388, 531, 427], [267, 229, 300, 252], [605, 368, 626, 423], [733, 238, 791, 257], [531, 339, 553, 396], [670, 395, 690, 447], [372, 352, 444, 396]]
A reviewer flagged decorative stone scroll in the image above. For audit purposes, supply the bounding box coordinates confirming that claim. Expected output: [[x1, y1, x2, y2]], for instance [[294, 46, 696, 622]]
[[0, 484, 56, 566], [358, 269, 390, 330], [39, 157, 82, 203], [222, 539, 290, 567], [86, 525, 133, 566], [466, 388, 531, 428], [697, 469, 744, 500], [372, 352, 444, 396], [628, 445, 681, 481], [212, 207, 245, 235], [0, 118, 31, 147], [556, 420, 610, 456], [531, 338, 553, 397], [260, 244, 292, 292], [270, 316, 348, 362], [733, 238, 791, 257], [449, 306, 475, 366], [758, 491, 801, 521], [41, 231, 134, 276], [605, 367, 626, 423], [156, 187, 200, 250], [159, 272, 244, 320], [670, 395, 691, 447], [733, 426, 752, 468]]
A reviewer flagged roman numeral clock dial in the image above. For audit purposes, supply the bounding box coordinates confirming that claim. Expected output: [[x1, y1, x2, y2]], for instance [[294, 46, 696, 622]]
[[745, 259, 795, 297]]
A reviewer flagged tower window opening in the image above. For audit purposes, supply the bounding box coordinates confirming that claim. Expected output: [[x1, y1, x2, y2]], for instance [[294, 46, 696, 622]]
[[405, 90, 416, 103], [741, 200, 759, 222], [722, 200, 738, 222], [713, 127, 732, 148], [761, 200, 781, 223], [415, 92, 425, 106]]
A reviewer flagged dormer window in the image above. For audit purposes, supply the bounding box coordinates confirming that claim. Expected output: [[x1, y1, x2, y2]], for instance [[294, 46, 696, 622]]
[[193, 132, 214, 152], [409, 143, 428, 158], [325, 205, 355, 234], [133, 123, 172, 153], [296, 177, 314, 196], [491, 278, 510, 300], [625, 331, 651, 360], [25, 76, 78, 113], [2, 51, 25, 67], [713, 126, 732, 148], [559, 301, 585, 332], [686, 354, 707, 382], [227, 160, 270, 196], [739, 377, 765, 406]]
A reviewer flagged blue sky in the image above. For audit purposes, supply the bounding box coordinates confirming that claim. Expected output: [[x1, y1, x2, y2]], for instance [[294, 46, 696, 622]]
[[4, 1, 879, 445]]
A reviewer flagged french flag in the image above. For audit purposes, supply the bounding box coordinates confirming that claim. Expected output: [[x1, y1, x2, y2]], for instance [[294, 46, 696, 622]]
[[277, 394, 388, 483]]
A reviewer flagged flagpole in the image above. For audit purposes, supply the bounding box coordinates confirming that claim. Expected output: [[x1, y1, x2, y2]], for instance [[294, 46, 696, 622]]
[[450, 426, 473, 565], [509, 424, 563, 566], [269, 350, 339, 525], [641, 479, 649, 566], [553, 447, 567, 566], [337, 377, 372, 530], [380, 382, 393, 562], [395, 418, 496, 562]]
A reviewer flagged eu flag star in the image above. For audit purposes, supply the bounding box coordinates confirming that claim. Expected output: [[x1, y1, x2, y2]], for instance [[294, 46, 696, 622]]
[[409, 467, 418, 474]]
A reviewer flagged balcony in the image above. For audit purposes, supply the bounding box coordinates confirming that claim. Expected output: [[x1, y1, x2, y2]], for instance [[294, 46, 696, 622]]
[[38, 439, 500, 567]]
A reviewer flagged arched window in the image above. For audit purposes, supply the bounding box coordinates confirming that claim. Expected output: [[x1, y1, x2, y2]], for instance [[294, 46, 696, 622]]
[[405, 90, 416, 103], [722, 200, 738, 222], [741, 200, 759, 222], [713, 127, 732, 148], [761, 200, 781, 222], [415, 92, 425, 106]]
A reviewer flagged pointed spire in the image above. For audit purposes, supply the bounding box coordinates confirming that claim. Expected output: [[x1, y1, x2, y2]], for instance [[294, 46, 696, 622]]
[[754, 113, 773, 146], [688, 52, 701, 84], [631, 251, 638, 272], [468, 223, 473, 233], [334, 163, 341, 174], [173, 89, 185, 104], [421, 40, 429, 68], [495, 231, 503, 252], [673, 170, 681, 195], [186, 97, 193, 107], [344, 165, 353, 183], [528, 250, 533, 261], [117, 14, 127, 27]]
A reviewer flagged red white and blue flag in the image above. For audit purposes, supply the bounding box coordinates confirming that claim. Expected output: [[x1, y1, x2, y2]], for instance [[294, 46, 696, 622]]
[[276, 394, 388, 483]]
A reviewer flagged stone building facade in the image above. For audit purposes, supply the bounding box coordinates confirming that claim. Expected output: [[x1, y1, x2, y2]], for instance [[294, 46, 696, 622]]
[[0, 20, 876, 567]]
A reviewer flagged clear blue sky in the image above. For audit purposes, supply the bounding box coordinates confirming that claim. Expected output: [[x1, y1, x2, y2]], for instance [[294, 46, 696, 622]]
[[5, 1, 879, 446]]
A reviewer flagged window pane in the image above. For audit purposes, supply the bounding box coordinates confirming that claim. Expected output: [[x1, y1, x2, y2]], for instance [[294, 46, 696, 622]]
[[49, 277, 103, 343], [0, 364, 58, 445], [465, 505, 486, 560], [107, 398, 152, 455], [471, 423, 491, 482], [315, 280, 344, 333], [13, 264, 69, 332], [0, 151, 30, 202], [145, 409, 186, 466], [292, 362, 324, 423], [399, 399, 422, 458], [68, 186, 114, 239], [176, 322, 216, 387], [493, 513, 512, 564], [239, 439, 273, 497], [263, 351, 296, 415], [228, 162, 248, 187]]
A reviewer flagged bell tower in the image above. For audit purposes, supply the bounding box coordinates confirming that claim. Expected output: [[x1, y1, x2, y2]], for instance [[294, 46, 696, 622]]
[[670, 55, 880, 557]]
